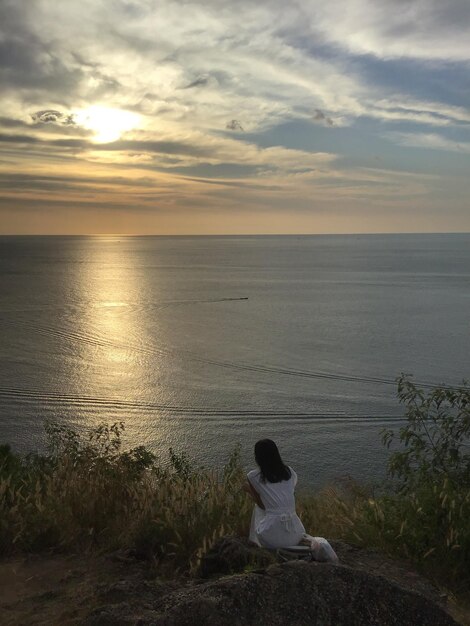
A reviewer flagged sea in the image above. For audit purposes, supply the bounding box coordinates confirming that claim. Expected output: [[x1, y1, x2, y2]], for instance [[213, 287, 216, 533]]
[[0, 234, 469, 487]]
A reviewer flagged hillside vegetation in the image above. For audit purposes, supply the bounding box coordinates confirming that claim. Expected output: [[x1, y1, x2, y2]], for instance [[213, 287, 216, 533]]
[[1, 376, 469, 594]]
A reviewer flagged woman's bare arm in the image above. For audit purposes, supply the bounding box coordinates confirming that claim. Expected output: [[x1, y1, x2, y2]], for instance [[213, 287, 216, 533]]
[[243, 480, 265, 510]]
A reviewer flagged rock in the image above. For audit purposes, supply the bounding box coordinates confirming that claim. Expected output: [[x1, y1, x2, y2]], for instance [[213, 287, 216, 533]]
[[95, 580, 142, 604], [84, 538, 459, 626], [198, 536, 276, 578], [151, 560, 458, 626], [85, 602, 136, 625], [329, 540, 443, 603]]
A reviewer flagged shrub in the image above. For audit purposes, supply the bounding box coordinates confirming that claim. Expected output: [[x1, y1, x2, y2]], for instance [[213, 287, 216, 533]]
[[297, 377, 470, 590], [382, 375, 470, 489], [375, 376, 470, 587]]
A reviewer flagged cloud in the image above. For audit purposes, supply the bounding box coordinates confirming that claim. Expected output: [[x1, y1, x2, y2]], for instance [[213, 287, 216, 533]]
[[1, 0, 468, 134], [0, 116, 31, 129], [1, 0, 470, 233], [0, 129, 336, 175], [384, 132, 470, 154], [0, 3, 83, 100], [31, 110, 76, 125], [31, 110, 63, 124], [226, 120, 244, 131], [181, 75, 212, 89], [300, 0, 470, 61], [313, 109, 334, 127]]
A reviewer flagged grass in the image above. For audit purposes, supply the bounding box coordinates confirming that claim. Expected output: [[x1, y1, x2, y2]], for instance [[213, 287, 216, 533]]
[[0, 416, 469, 599], [297, 480, 470, 595], [0, 423, 252, 575]]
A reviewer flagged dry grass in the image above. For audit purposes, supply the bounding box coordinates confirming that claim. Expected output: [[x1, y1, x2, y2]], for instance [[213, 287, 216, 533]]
[[0, 425, 252, 574], [1, 421, 469, 594], [297, 479, 470, 597]]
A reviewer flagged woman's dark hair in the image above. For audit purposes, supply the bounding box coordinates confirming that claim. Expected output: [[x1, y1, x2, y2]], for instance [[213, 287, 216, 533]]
[[254, 439, 291, 483]]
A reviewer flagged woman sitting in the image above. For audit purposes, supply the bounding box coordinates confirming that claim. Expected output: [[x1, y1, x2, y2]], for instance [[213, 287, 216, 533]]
[[244, 438, 338, 562]]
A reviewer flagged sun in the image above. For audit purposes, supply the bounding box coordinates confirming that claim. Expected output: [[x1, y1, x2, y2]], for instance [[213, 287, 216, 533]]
[[74, 106, 140, 143]]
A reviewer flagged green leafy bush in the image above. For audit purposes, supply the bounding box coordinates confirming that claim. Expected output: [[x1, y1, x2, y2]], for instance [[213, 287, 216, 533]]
[[297, 376, 470, 591], [375, 375, 470, 586], [383, 375, 470, 488]]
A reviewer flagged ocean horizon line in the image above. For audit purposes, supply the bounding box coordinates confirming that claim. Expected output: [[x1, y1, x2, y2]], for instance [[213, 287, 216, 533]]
[[1, 231, 470, 238]]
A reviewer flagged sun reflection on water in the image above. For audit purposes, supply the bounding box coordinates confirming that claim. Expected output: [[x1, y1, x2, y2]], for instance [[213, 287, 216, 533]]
[[74, 236, 160, 439]]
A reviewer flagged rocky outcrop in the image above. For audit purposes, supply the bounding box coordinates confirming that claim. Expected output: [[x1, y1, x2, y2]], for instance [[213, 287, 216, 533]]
[[85, 538, 459, 626], [150, 561, 457, 626], [198, 535, 276, 578]]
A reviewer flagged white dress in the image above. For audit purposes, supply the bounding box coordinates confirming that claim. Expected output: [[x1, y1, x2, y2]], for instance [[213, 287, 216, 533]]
[[247, 466, 306, 549]]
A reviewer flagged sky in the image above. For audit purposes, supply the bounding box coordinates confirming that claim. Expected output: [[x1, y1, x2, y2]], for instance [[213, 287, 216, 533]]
[[0, 0, 469, 234]]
